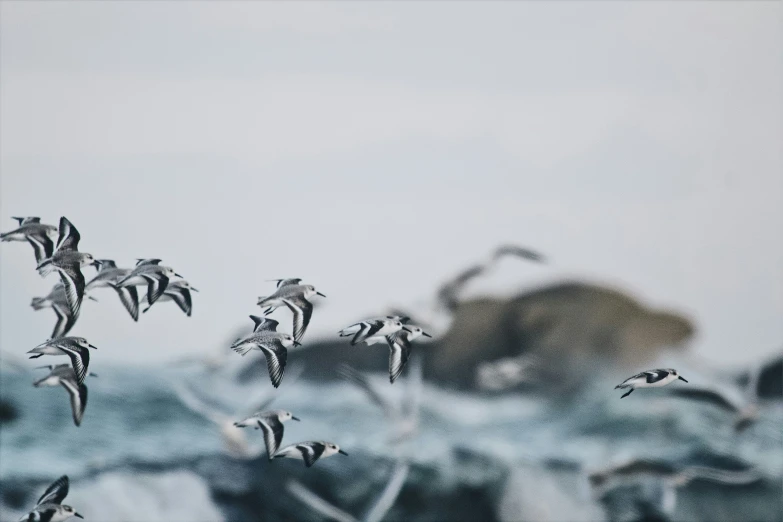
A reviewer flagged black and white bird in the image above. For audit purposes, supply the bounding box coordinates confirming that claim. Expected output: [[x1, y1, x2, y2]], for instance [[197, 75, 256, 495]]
[[31, 283, 98, 339], [27, 337, 97, 385], [18, 475, 83, 521], [85, 259, 140, 321], [0, 216, 58, 266], [615, 368, 688, 398], [231, 316, 300, 387], [36, 217, 99, 321], [385, 325, 431, 383], [114, 259, 183, 307], [33, 365, 95, 427], [274, 441, 348, 467], [338, 316, 409, 347], [257, 279, 325, 342], [233, 409, 300, 460], [141, 279, 198, 317]]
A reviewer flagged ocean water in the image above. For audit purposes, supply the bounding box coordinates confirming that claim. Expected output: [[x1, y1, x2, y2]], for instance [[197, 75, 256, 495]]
[[1, 361, 782, 521]]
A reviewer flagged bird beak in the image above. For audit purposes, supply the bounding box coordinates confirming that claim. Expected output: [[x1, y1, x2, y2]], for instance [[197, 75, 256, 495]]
[[87, 295, 99, 302], [422, 332, 432, 338], [75, 513, 84, 519], [678, 376, 688, 382], [402, 327, 413, 333], [88, 344, 98, 350], [89, 372, 99, 378], [338, 449, 349, 456], [293, 341, 302, 347], [92, 260, 102, 267], [316, 291, 326, 297], [191, 287, 199, 292], [174, 272, 183, 278], [291, 416, 301, 421]]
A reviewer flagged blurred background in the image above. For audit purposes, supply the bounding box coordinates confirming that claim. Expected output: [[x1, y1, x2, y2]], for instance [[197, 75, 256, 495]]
[[0, 2, 781, 521]]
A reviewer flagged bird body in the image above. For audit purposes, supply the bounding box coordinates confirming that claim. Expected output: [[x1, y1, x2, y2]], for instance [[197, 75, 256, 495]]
[[1, 217, 57, 265], [18, 475, 83, 522], [141, 279, 198, 316], [274, 441, 348, 467], [339, 316, 408, 347], [33, 365, 94, 426], [257, 281, 325, 341], [615, 368, 688, 398], [85, 261, 140, 321], [233, 409, 300, 459], [114, 260, 183, 307], [231, 317, 298, 387], [30, 283, 97, 339]]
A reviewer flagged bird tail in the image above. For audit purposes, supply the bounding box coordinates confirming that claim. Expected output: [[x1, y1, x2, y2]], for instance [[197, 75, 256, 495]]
[[36, 258, 55, 277], [31, 297, 48, 310], [0, 231, 12, 241], [231, 340, 253, 356]]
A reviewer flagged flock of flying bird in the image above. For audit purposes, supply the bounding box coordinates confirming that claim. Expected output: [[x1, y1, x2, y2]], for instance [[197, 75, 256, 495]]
[[2, 216, 778, 521], [2, 215, 439, 521]]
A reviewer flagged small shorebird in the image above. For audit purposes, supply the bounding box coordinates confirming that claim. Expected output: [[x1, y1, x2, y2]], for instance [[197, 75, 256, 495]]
[[230, 316, 299, 387], [85, 259, 141, 321], [0, 216, 57, 266], [27, 337, 97, 385], [33, 364, 95, 427], [114, 259, 183, 307], [233, 409, 300, 460], [31, 283, 98, 339], [257, 279, 325, 342], [274, 441, 348, 467], [18, 475, 83, 521], [141, 279, 198, 317], [615, 369, 688, 398]]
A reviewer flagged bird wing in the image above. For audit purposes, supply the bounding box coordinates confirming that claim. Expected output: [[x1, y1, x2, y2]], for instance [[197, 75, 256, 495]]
[[645, 370, 669, 383], [667, 387, 740, 412], [36, 475, 69, 506], [362, 460, 410, 522], [285, 480, 359, 522], [492, 244, 545, 263], [167, 285, 193, 317], [55, 217, 80, 251], [249, 315, 279, 332], [27, 234, 54, 265], [59, 345, 89, 385], [114, 284, 140, 321], [273, 278, 302, 288], [143, 273, 169, 306], [258, 417, 285, 459], [259, 340, 288, 388], [299, 442, 326, 467], [51, 303, 76, 339], [351, 320, 385, 346], [136, 258, 162, 266], [337, 364, 395, 416], [57, 265, 85, 320], [61, 378, 88, 426], [282, 296, 312, 342], [387, 334, 412, 384]]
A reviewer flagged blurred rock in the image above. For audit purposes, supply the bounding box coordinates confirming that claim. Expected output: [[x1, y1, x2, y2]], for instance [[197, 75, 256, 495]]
[[0, 398, 19, 425], [756, 355, 782, 399]]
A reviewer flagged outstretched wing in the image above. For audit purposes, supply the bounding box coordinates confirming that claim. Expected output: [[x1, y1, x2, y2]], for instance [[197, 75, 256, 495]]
[[259, 340, 288, 388], [55, 217, 80, 252], [351, 320, 385, 346], [61, 379, 88, 426], [143, 274, 169, 305], [168, 286, 193, 317], [299, 442, 326, 467], [282, 297, 312, 342], [27, 234, 54, 265], [36, 475, 69, 506], [387, 334, 412, 384], [60, 345, 89, 385], [250, 315, 279, 332], [667, 388, 739, 413], [57, 266, 85, 320], [273, 278, 302, 288], [258, 417, 285, 459], [645, 370, 669, 383], [51, 303, 76, 339], [114, 285, 140, 321]]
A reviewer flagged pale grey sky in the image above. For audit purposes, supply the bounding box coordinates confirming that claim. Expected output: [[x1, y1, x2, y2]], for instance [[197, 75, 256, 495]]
[[1, 1, 781, 366]]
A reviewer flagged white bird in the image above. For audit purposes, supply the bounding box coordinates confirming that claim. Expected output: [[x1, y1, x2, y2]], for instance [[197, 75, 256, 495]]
[[0, 216, 57, 266], [274, 441, 348, 467], [36, 217, 99, 321], [385, 325, 431, 384], [27, 337, 97, 386], [339, 316, 409, 347], [230, 316, 299, 388], [85, 259, 141, 321], [18, 475, 83, 522], [141, 279, 198, 317], [33, 365, 96, 427], [257, 279, 325, 342], [114, 259, 183, 307], [31, 283, 98, 339], [233, 409, 300, 460], [615, 368, 688, 398]]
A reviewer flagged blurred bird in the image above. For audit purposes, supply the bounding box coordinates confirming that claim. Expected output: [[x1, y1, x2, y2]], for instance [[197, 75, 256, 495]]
[[475, 353, 543, 391], [36, 217, 99, 321], [31, 283, 98, 339], [19, 475, 83, 521], [230, 315, 298, 388], [141, 279, 199, 317], [233, 409, 300, 460], [274, 441, 348, 467], [27, 337, 97, 385], [286, 459, 409, 522], [0, 216, 57, 266], [85, 259, 141, 321], [615, 369, 688, 398], [114, 259, 183, 307], [257, 280, 325, 342], [339, 316, 408, 346], [33, 365, 96, 427], [385, 325, 431, 384]]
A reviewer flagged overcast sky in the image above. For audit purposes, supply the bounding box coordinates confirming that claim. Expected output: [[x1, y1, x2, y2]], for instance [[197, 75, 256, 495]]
[[1, 1, 780, 367]]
